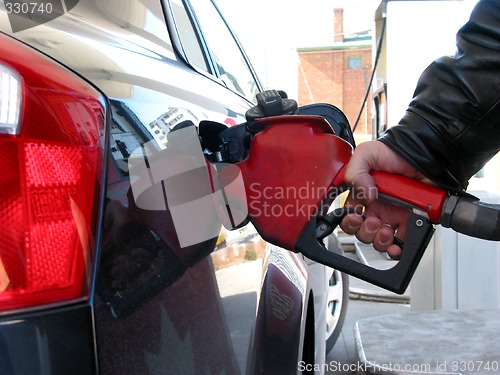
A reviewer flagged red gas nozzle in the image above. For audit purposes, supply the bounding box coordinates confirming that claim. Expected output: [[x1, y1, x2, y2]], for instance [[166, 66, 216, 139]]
[[208, 97, 500, 294]]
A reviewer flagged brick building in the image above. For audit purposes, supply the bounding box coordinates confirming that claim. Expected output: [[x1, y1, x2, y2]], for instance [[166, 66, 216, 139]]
[[297, 8, 373, 139]]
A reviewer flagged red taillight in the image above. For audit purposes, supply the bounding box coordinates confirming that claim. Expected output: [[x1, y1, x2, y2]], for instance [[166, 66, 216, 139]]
[[0, 34, 105, 312]]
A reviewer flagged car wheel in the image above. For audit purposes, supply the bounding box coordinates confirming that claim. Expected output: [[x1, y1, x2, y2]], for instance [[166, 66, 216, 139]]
[[325, 235, 349, 354]]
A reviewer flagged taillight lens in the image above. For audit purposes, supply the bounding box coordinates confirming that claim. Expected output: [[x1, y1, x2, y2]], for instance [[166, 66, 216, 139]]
[[0, 34, 105, 312]]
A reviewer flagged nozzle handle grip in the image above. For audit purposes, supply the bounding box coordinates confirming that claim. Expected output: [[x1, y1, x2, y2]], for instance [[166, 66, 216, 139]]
[[372, 172, 447, 222], [335, 170, 448, 223], [360, 171, 500, 240]]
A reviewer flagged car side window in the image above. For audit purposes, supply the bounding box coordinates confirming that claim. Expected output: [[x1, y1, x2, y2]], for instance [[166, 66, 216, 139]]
[[187, 0, 260, 102], [169, 0, 210, 72]]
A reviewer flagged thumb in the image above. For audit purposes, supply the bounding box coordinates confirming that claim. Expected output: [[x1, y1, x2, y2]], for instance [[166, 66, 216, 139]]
[[344, 142, 379, 202]]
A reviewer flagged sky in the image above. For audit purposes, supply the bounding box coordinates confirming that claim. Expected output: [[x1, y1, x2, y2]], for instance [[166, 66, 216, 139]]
[[216, 0, 376, 49], [215, 0, 377, 94]]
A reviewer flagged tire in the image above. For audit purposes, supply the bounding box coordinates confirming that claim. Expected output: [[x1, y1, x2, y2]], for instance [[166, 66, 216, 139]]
[[325, 235, 349, 354]]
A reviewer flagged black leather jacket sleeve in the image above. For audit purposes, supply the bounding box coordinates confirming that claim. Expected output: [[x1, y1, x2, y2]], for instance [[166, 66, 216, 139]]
[[379, 0, 500, 191]]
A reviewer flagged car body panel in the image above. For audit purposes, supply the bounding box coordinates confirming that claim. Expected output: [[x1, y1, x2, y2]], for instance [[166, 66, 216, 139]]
[[0, 304, 96, 375], [247, 247, 309, 375]]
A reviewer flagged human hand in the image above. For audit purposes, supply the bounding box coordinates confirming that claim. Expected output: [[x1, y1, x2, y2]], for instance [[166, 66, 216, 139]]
[[340, 141, 432, 259]]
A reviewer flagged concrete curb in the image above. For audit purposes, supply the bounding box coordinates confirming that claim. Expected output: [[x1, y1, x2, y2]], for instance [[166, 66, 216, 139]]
[[349, 287, 410, 304]]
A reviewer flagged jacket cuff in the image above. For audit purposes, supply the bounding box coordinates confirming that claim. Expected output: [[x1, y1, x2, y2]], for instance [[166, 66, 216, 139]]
[[378, 111, 467, 192]]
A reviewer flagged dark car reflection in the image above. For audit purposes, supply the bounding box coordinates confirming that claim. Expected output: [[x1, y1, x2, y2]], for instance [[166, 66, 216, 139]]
[[95, 103, 262, 374]]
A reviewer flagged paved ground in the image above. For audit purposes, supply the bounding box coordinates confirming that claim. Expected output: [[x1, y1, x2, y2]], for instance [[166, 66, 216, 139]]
[[326, 241, 500, 375], [323, 240, 412, 374], [325, 287, 411, 374]]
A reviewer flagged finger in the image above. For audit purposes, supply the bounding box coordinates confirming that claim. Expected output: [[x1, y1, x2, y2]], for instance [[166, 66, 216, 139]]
[[349, 174, 378, 203], [340, 213, 364, 235], [344, 142, 374, 180], [344, 142, 378, 202], [355, 216, 382, 244], [373, 224, 395, 252], [386, 244, 402, 260]]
